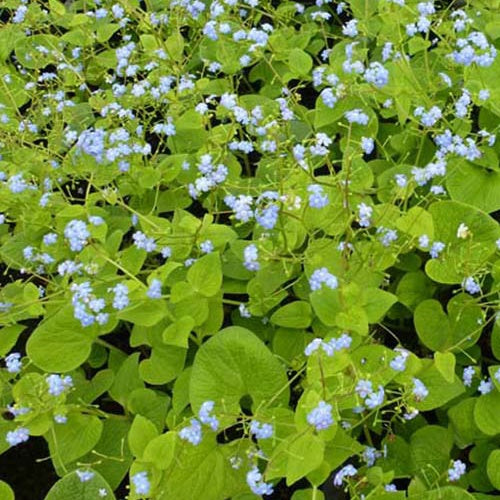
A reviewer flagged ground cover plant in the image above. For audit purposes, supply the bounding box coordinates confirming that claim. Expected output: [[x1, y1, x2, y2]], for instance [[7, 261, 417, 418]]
[[0, 0, 500, 498]]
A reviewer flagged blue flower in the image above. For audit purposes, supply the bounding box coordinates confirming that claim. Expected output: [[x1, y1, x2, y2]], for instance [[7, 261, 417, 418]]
[[179, 418, 202, 445], [307, 401, 334, 431], [333, 464, 357, 486], [5, 352, 22, 373], [198, 401, 219, 431], [307, 184, 329, 209], [412, 378, 429, 400], [46, 374, 73, 396], [243, 244, 260, 271], [448, 460, 466, 482], [246, 466, 273, 496], [6, 427, 29, 447], [309, 268, 338, 291], [147, 279, 162, 299], [132, 471, 151, 495], [249, 420, 274, 439], [64, 220, 90, 251]]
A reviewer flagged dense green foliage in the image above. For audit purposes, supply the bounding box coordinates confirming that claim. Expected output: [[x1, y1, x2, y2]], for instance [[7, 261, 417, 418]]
[[0, 0, 500, 498]]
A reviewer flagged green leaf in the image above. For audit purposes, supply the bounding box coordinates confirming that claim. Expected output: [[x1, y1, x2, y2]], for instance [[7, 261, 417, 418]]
[[143, 432, 177, 469], [45, 470, 115, 500], [109, 353, 145, 407], [396, 207, 434, 239], [288, 48, 313, 76], [140, 344, 187, 385], [128, 415, 158, 459], [410, 426, 453, 479], [27, 306, 94, 372], [47, 414, 103, 466], [474, 391, 500, 436], [0, 480, 14, 500], [187, 252, 222, 297], [434, 352, 456, 383], [414, 364, 464, 412], [408, 486, 475, 500], [190, 326, 289, 413], [80, 419, 132, 490], [157, 437, 227, 500], [486, 450, 500, 489], [426, 201, 500, 283], [118, 299, 167, 326], [447, 162, 500, 213], [396, 271, 435, 311], [414, 294, 483, 351], [163, 316, 195, 348], [286, 432, 325, 485], [0, 324, 26, 357], [271, 301, 312, 328], [448, 398, 485, 448], [362, 288, 397, 322]]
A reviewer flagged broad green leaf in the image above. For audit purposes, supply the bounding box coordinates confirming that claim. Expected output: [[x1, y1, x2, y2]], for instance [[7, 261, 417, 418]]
[[286, 432, 325, 485], [143, 432, 177, 469], [190, 326, 289, 413], [448, 398, 485, 448], [426, 201, 500, 283], [434, 352, 456, 383], [410, 426, 453, 479], [118, 299, 167, 326], [109, 353, 145, 406], [139, 344, 187, 385], [0, 324, 26, 357], [47, 414, 103, 466], [157, 437, 226, 500], [486, 450, 500, 489], [163, 316, 195, 347], [474, 391, 500, 436], [45, 470, 115, 500], [128, 415, 158, 459], [396, 207, 434, 239], [414, 294, 483, 351], [447, 162, 500, 213], [288, 48, 313, 76], [27, 306, 94, 372], [0, 481, 14, 500], [362, 288, 397, 322], [270, 301, 312, 328], [80, 419, 132, 490], [187, 252, 222, 297]]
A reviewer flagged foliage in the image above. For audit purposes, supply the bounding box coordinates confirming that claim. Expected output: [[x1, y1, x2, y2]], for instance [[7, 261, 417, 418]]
[[0, 0, 500, 498]]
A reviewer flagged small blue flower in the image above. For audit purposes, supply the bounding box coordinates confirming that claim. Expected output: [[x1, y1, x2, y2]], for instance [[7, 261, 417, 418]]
[[462, 366, 475, 387], [361, 137, 375, 154], [5, 352, 22, 373], [200, 240, 214, 254], [307, 401, 334, 431], [246, 466, 273, 496], [412, 378, 429, 400], [333, 464, 357, 486], [243, 244, 260, 271], [6, 427, 29, 447], [64, 220, 90, 251], [309, 268, 338, 292], [132, 471, 151, 495], [76, 470, 95, 482], [46, 374, 73, 396], [147, 279, 162, 299], [179, 418, 202, 445], [448, 460, 466, 482], [249, 420, 274, 439], [307, 184, 329, 209], [198, 401, 219, 431]]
